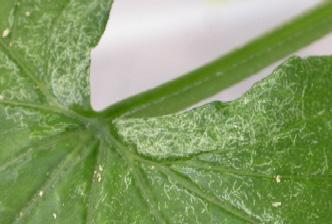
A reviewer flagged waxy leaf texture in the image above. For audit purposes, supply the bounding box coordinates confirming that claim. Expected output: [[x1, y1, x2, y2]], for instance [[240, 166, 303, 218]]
[[0, 0, 331, 223]]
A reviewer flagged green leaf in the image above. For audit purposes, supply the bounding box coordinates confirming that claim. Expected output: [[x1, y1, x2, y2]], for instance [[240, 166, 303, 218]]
[[0, 0, 112, 111], [0, 0, 332, 223], [103, 1, 332, 119], [0, 0, 113, 223], [114, 56, 332, 223]]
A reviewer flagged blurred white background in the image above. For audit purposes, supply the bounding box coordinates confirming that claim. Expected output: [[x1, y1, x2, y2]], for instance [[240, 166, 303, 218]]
[[91, 0, 332, 111]]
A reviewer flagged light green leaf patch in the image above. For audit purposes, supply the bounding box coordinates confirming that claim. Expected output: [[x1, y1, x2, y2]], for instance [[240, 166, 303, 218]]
[[114, 56, 332, 223]]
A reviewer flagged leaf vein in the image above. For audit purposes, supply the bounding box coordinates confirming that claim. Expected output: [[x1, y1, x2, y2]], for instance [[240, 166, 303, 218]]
[[13, 132, 95, 224]]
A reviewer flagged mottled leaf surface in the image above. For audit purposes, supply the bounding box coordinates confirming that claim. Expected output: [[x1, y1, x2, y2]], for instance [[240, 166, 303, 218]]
[[0, 0, 332, 223], [0, 0, 113, 223], [115, 57, 332, 223], [0, 0, 111, 109]]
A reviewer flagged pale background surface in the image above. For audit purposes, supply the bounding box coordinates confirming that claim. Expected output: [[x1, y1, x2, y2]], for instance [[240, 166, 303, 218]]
[[91, 0, 332, 111]]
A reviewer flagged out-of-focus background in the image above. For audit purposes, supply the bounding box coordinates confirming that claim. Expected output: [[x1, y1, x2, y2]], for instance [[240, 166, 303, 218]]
[[91, 0, 332, 111]]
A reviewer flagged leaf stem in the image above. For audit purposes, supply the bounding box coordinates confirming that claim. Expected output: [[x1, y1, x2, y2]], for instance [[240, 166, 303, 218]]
[[102, 1, 332, 119]]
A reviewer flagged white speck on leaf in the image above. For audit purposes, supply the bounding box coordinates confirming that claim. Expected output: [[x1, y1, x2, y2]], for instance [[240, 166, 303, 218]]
[[96, 172, 102, 183], [0, 95, 4, 100], [38, 191, 44, 197], [275, 175, 282, 183], [272, 201, 282, 208], [98, 165, 103, 172], [52, 213, 57, 219], [2, 28, 10, 38], [25, 11, 31, 17]]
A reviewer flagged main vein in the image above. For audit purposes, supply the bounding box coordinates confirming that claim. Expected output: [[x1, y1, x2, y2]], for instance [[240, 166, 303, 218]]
[[0, 39, 53, 104], [105, 125, 259, 223], [0, 0, 75, 109], [13, 131, 95, 224], [102, 126, 169, 224], [0, 128, 82, 173], [85, 141, 106, 224]]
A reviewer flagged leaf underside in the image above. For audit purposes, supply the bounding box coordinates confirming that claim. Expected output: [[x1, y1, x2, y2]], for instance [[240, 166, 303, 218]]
[[0, 1, 332, 224]]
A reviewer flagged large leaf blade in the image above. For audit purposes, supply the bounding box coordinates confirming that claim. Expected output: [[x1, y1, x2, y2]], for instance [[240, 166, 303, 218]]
[[0, 0, 113, 109], [114, 56, 332, 223]]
